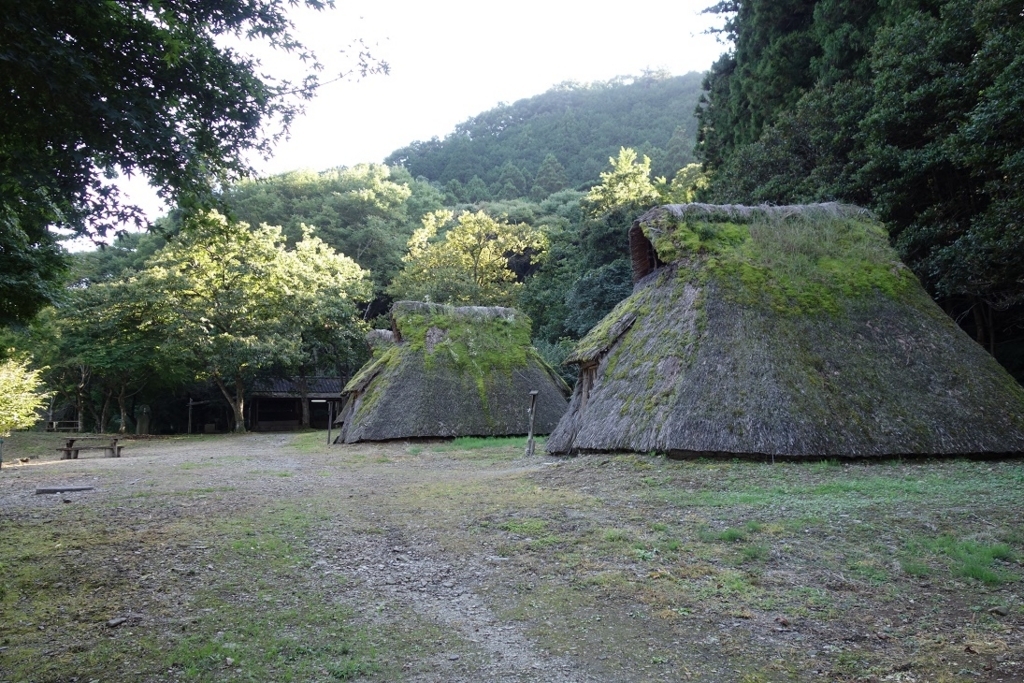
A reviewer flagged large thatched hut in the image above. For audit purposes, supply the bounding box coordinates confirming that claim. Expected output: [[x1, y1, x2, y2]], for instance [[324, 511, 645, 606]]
[[335, 301, 569, 443], [546, 203, 1024, 458]]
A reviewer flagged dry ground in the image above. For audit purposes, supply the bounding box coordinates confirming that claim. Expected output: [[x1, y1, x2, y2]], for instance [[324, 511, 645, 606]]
[[0, 432, 1022, 682]]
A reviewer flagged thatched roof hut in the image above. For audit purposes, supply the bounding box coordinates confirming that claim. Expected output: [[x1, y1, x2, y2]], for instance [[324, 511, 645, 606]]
[[335, 301, 569, 443], [547, 203, 1024, 458]]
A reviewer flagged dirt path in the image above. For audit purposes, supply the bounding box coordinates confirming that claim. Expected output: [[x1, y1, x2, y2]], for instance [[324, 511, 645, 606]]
[[0, 435, 599, 682]]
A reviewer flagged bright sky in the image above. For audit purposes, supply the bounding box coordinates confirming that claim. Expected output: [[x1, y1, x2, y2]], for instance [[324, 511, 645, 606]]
[[118, 0, 728, 220]]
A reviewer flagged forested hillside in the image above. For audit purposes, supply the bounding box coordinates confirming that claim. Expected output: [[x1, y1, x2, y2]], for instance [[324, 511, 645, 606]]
[[385, 72, 704, 198], [696, 0, 1024, 376]]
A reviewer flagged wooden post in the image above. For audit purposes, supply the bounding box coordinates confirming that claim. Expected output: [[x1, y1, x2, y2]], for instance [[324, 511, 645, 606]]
[[327, 400, 333, 446], [526, 390, 539, 457], [187, 399, 210, 435]]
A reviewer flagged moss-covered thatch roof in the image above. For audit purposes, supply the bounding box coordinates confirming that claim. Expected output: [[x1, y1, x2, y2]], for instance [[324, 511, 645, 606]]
[[547, 204, 1024, 458], [337, 301, 569, 443]]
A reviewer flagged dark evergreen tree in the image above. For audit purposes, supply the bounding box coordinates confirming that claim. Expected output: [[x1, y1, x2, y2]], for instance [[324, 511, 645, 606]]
[[464, 176, 492, 203], [444, 179, 466, 204], [531, 154, 570, 200], [493, 162, 530, 199], [696, 0, 819, 169]]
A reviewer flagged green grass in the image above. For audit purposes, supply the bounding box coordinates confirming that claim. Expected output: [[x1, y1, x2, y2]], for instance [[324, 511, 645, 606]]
[[431, 435, 534, 452], [654, 463, 1023, 515], [0, 430, 58, 460], [0, 498, 378, 682], [289, 430, 333, 453], [738, 544, 769, 563], [899, 557, 932, 578], [700, 521, 763, 543], [166, 600, 376, 681], [600, 528, 632, 544], [923, 536, 1016, 585], [716, 527, 746, 542], [500, 518, 548, 535]]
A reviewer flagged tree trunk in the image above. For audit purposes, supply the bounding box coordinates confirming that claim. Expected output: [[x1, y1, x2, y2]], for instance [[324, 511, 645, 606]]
[[986, 303, 996, 355], [117, 384, 129, 434], [298, 376, 310, 428], [234, 377, 246, 432], [98, 388, 113, 434], [76, 365, 89, 433], [972, 298, 998, 355], [973, 298, 986, 346], [213, 376, 247, 433]]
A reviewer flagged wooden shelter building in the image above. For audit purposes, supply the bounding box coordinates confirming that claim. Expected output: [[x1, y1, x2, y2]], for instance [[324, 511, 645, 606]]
[[250, 377, 343, 431]]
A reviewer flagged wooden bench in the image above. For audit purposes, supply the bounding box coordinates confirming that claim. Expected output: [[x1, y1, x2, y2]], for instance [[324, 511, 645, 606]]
[[57, 437, 123, 460], [47, 420, 82, 432]]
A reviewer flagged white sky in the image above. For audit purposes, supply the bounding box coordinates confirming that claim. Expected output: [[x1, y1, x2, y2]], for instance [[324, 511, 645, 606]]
[[117, 0, 728, 221]]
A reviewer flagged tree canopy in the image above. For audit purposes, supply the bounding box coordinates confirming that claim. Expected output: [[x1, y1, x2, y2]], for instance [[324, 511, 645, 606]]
[[388, 211, 546, 307], [584, 148, 662, 215], [48, 278, 175, 433], [143, 212, 370, 432], [0, 355, 48, 436], [218, 165, 443, 303], [0, 0, 384, 325]]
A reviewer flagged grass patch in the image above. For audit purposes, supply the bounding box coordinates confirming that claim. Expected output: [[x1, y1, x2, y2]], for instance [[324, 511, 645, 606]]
[[924, 536, 1016, 585], [166, 602, 376, 681], [660, 538, 682, 553], [289, 430, 332, 453], [431, 435, 534, 452], [899, 557, 932, 578], [738, 544, 769, 563], [848, 557, 889, 584], [701, 521, 763, 543], [601, 528, 632, 545], [0, 497, 381, 682], [500, 518, 548, 535]]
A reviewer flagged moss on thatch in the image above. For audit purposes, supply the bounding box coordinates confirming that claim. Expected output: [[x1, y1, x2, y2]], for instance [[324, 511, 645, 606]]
[[547, 204, 1024, 458], [638, 203, 917, 315], [337, 302, 569, 443]]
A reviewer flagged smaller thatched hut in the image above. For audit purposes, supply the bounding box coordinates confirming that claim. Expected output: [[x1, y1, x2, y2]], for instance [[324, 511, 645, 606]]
[[335, 301, 569, 443], [547, 203, 1024, 458]]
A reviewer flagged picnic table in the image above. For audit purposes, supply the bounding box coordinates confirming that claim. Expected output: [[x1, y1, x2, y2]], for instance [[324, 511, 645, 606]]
[[57, 437, 123, 460]]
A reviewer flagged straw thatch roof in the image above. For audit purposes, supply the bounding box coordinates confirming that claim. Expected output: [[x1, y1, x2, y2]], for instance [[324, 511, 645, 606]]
[[335, 301, 570, 442], [547, 203, 1024, 458]]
